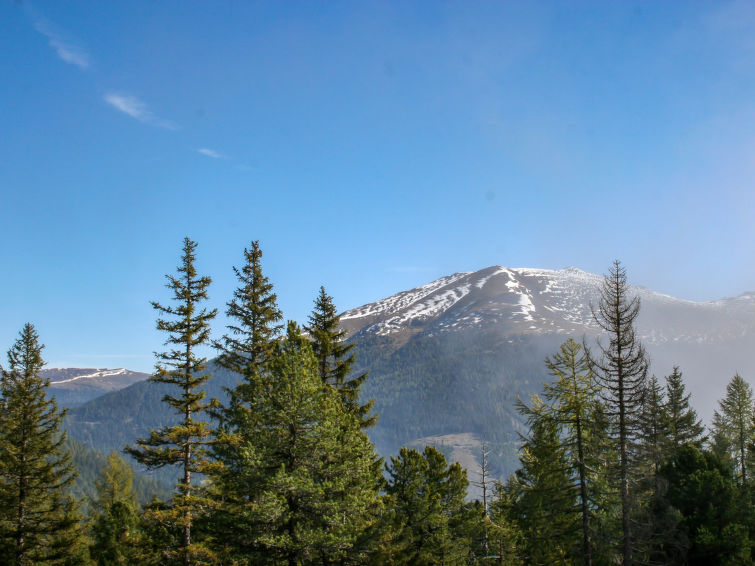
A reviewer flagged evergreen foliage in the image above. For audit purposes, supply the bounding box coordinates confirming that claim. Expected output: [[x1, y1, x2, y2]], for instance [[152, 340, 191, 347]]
[[663, 366, 706, 452], [658, 446, 752, 565], [381, 445, 472, 565], [306, 286, 376, 428], [214, 240, 283, 401], [636, 375, 668, 477], [508, 398, 578, 564], [208, 322, 382, 565], [0, 324, 82, 566], [125, 237, 218, 565], [589, 260, 649, 565]]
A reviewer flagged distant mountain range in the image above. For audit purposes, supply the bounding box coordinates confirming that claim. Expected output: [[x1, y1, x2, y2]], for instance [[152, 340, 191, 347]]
[[56, 266, 755, 484], [44, 367, 149, 407]]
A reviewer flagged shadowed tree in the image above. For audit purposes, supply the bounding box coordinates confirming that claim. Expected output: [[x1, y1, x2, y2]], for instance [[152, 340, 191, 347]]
[[89, 452, 141, 565]]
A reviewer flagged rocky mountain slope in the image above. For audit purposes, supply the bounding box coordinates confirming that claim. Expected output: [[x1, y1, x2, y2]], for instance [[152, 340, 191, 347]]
[[343, 265, 755, 477]]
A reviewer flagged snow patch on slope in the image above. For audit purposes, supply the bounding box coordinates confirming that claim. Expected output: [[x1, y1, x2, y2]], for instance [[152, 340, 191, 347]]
[[341, 272, 471, 321], [49, 368, 128, 385]]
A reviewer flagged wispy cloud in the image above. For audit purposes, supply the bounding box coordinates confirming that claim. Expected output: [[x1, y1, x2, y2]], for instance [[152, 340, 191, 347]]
[[34, 20, 90, 70], [197, 148, 227, 159], [104, 92, 177, 130]]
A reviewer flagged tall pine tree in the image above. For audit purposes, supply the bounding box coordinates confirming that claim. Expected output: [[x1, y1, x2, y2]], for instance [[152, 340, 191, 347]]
[[0, 324, 80, 566], [305, 286, 376, 428], [126, 237, 217, 566], [589, 260, 649, 566]]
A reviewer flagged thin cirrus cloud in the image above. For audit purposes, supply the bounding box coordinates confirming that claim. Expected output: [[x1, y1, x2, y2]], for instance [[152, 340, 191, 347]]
[[197, 148, 227, 159], [104, 93, 177, 130], [34, 20, 90, 70]]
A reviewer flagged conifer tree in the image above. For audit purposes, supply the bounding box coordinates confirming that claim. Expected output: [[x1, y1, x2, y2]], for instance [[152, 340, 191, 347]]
[[89, 452, 141, 565], [209, 322, 382, 565], [0, 323, 80, 565], [305, 286, 376, 428], [539, 338, 603, 566], [509, 396, 578, 565], [126, 237, 217, 566], [636, 375, 668, 477], [214, 240, 283, 396], [664, 366, 705, 451], [712, 373, 755, 488], [589, 260, 649, 566], [381, 445, 472, 565]]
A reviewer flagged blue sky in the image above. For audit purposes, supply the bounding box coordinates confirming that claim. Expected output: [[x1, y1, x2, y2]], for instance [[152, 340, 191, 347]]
[[2, 1, 755, 371]]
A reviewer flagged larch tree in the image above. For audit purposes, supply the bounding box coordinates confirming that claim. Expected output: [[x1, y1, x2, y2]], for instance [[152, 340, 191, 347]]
[[0, 323, 80, 566], [305, 286, 376, 428], [126, 237, 217, 566], [540, 338, 603, 566], [89, 452, 141, 565], [711, 373, 754, 488], [589, 260, 649, 566]]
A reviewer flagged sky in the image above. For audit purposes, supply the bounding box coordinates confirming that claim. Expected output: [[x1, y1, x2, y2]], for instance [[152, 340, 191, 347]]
[[2, 1, 755, 372]]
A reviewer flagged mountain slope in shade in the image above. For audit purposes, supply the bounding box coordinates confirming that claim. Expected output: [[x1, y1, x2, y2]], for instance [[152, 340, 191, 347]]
[[44, 367, 150, 407], [344, 265, 755, 477]]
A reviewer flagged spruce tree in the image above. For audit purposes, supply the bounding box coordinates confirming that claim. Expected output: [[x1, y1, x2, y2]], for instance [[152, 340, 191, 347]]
[[712, 373, 755, 488], [381, 445, 472, 565], [208, 322, 382, 565], [589, 260, 649, 566], [214, 240, 283, 393], [664, 366, 705, 451], [510, 396, 579, 565], [126, 237, 217, 566], [0, 323, 80, 565], [305, 286, 376, 428], [636, 375, 668, 477]]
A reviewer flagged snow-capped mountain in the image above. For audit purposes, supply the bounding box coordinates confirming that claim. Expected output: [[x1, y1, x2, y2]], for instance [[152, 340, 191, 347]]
[[44, 367, 149, 407], [339, 265, 755, 479], [342, 265, 755, 347]]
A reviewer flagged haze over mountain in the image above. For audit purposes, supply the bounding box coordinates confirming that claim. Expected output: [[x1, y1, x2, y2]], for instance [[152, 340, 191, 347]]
[[62, 265, 755, 479], [44, 367, 149, 407]]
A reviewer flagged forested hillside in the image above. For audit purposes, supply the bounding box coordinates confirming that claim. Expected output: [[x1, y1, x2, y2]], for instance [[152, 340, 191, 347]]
[[1, 242, 754, 565]]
